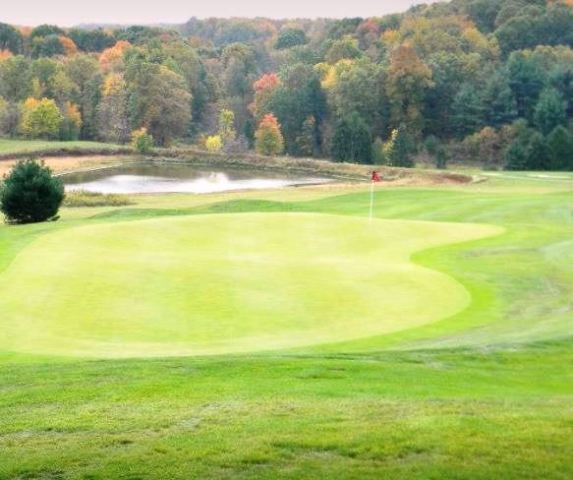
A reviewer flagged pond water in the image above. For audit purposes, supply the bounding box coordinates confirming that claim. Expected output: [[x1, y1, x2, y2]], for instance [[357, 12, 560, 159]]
[[63, 163, 332, 194]]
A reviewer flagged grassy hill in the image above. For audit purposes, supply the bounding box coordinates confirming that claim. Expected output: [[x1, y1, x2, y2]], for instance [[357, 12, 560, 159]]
[[0, 174, 572, 479]]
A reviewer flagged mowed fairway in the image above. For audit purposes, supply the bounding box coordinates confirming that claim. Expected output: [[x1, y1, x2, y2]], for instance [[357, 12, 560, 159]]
[[0, 213, 498, 357], [1, 175, 572, 480]]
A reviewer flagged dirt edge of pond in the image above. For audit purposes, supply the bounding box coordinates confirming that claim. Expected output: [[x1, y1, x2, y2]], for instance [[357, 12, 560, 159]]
[[0, 147, 477, 187]]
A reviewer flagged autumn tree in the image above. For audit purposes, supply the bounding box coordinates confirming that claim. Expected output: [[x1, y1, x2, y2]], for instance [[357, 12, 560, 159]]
[[59, 102, 82, 140], [126, 63, 192, 146], [205, 135, 223, 152], [20, 98, 62, 139], [252, 73, 281, 120], [97, 73, 130, 143], [386, 44, 434, 135], [255, 114, 284, 156]]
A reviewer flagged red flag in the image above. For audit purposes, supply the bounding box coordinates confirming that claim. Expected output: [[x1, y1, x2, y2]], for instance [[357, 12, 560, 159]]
[[371, 170, 381, 183]]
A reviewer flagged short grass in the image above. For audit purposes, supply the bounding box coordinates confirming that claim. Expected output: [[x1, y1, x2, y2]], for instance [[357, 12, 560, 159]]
[[0, 213, 498, 357], [0, 173, 572, 479]]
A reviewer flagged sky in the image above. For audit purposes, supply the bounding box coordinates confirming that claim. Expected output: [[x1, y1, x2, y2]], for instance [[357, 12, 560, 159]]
[[0, 0, 425, 26]]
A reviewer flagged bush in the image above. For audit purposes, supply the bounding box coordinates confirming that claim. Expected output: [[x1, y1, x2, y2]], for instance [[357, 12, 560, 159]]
[[131, 128, 154, 154], [0, 159, 64, 224]]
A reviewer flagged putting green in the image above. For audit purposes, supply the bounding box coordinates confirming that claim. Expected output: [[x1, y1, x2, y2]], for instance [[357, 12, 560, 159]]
[[0, 213, 500, 358]]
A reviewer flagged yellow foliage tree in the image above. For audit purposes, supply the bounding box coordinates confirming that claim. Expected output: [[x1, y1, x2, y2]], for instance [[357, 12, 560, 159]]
[[205, 135, 223, 153], [20, 97, 63, 139]]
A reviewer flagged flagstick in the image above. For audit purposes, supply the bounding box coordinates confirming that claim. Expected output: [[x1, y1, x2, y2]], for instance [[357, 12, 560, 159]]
[[369, 181, 374, 224]]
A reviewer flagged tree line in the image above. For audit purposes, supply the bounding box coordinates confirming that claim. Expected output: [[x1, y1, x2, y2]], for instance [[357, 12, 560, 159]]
[[1, 0, 573, 169]]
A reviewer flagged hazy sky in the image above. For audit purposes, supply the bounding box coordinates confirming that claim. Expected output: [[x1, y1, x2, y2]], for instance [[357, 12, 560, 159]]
[[0, 0, 424, 26]]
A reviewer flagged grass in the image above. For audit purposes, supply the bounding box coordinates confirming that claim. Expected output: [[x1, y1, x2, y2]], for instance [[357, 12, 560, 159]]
[[0, 139, 125, 155], [63, 190, 134, 208], [0, 173, 572, 478], [0, 213, 498, 357]]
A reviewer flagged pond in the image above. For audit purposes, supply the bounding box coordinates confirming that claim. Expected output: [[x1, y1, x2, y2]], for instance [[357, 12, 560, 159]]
[[63, 163, 332, 194]]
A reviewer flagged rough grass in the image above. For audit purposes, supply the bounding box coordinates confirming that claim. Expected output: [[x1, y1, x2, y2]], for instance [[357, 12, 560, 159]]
[[0, 139, 130, 159], [63, 190, 133, 208], [0, 173, 572, 478]]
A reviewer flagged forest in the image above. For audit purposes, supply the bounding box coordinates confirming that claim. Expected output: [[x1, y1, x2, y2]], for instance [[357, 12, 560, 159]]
[[1, 0, 573, 169]]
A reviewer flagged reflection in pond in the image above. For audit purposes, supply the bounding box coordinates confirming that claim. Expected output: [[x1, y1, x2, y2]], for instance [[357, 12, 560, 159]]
[[63, 163, 332, 194]]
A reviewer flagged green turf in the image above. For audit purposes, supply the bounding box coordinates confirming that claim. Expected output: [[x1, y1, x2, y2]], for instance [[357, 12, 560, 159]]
[[0, 174, 572, 479], [0, 213, 498, 358]]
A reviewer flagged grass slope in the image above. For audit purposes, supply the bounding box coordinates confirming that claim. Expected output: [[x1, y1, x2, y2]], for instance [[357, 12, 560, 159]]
[[0, 139, 123, 156], [0, 174, 572, 479]]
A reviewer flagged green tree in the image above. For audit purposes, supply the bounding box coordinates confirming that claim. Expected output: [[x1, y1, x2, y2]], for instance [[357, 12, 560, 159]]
[[325, 36, 363, 64], [65, 55, 103, 139], [330, 113, 372, 164], [0, 159, 64, 224], [0, 23, 23, 54], [547, 126, 573, 171], [31, 34, 65, 59], [451, 83, 484, 139], [533, 88, 567, 136], [131, 128, 154, 154], [525, 131, 551, 171], [295, 116, 317, 157], [504, 122, 537, 171], [387, 125, 414, 168], [507, 52, 545, 120], [435, 145, 449, 169], [0, 55, 32, 101], [127, 64, 192, 146], [275, 29, 308, 50], [68, 28, 115, 52], [482, 71, 518, 128], [267, 64, 327, 155], [218, 108, 237, 143], [0, 97, 20, 137]]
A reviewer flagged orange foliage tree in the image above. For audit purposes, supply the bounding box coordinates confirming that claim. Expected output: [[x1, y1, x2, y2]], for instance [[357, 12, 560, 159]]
[[251, 73, 281, 120], [255, 113, 284, 156]]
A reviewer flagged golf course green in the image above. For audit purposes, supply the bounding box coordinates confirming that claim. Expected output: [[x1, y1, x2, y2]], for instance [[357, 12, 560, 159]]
[[0, 213, 499, 357], [1, 171, 572, 479]]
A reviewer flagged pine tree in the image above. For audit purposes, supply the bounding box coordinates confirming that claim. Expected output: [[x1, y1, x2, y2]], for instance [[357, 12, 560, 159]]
[[330, 113, 372, 164], [525, 131, 550, 170], [534, 88, 567, 136], [452, 84, 483, 138], [295, 116, 316, 157], [388, 124, 414, 168], [547, 126, 573, 171], [483, 72, 518, 128]]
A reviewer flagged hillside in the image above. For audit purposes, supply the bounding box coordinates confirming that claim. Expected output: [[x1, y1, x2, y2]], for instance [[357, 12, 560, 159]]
[[0, 0, 572, 169]]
